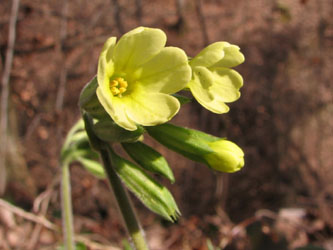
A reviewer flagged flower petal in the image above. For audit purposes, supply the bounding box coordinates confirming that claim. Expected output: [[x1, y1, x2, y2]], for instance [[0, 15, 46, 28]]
[[125, 90, 180, 127], [209, 67, 243, 102], [188, 66, 243, 114], [190, 42, 228, 68], [102, 37, 117, 62], [188, 78, 230, 114], [212, 44, 245, 68], [97, 37, 117, 88], [190, 42, 244, 69], [188, 66, 223, 111], [96, 87, 137, 131], [113, 27, 166, 72], [137, 47, 191, 94]]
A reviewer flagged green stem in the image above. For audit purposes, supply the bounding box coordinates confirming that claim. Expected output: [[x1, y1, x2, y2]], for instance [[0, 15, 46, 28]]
[[82, 111, 148, 249], [99, 147, 149, 250], [61, 163, 75, 250]]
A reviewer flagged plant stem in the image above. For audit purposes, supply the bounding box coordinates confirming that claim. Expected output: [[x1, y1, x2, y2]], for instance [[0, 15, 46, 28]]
[[61, 163, 75, 250], [82, 112, 148, 249], [99, 148, 149, 250]]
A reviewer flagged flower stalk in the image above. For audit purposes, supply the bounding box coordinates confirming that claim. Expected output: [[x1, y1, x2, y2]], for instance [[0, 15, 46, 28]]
[[99, 147, 149, 250], [61, 163, 75, 250], [82, 112, 149, 250]]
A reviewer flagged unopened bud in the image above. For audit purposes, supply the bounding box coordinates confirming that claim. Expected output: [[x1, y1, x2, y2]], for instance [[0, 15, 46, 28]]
[[147, 123, 244, 173], [204, 140, 244, 173]]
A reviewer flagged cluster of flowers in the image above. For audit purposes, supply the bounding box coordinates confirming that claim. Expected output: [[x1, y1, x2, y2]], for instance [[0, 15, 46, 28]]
[[72, 27, 245, 220], [93, 27, 244, 172]]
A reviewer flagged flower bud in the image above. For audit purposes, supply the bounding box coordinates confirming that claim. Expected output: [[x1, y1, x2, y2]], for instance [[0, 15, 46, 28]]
[[147, 123, 244, 173], [204, 140, 244, 173]]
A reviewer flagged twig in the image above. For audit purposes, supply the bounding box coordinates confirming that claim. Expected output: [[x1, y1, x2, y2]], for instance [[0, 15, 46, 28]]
[[0, 198, 120, 249], [27, 191, 54, 250], [174, 0, 185, 32], [75, 235, 121, 250], [194, 0, 209, 46], [24, 114, 41, 142], [33, 173, 60, 213], [27, 173, 60, 250], [135, 0, 143, 25], [0, 198, 59, 231], [214, 173, 229, 210], [0, 0, 20, 195], [0, 227, 10, 250], [110, 0, 125, 33], [55, 0, 69, 112]]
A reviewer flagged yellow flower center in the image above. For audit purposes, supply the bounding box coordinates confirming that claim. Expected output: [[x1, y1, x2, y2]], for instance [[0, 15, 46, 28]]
[[109, 77, 128, 97]]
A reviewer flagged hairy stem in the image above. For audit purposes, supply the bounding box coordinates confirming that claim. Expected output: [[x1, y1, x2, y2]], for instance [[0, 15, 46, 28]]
[[82, 112, 149, 249], [99, 147, 149, 250]]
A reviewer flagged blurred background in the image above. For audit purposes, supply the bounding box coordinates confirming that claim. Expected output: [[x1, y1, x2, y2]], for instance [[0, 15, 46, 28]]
[[0, 0, 332, 249]]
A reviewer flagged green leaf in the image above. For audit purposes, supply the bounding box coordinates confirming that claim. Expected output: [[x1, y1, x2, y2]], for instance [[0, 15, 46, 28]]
[[56, 242, 87, 250], [61, 131, 92, 163], [122, 141, 175, 183], [77, 157, 105, 179], [60, 118, 99, 164], [75, 242, 87, 250], [61, 119, 85, 160], [109, 148, 180, 221], [61, 117, 105, 179], [93, 120, 145, 143]]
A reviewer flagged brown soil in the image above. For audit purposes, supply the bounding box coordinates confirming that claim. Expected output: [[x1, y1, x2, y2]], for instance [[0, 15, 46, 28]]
[[0, 0, 332, 249]]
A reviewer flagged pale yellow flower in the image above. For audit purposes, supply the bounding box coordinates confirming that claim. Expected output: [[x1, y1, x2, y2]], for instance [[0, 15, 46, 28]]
[[188, 42, 244, 113], [97, 27, 191, 131]]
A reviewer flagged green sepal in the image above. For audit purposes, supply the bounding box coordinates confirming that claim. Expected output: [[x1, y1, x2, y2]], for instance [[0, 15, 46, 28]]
[[108, 148, 180, 222], [93, 120, 145, 143], [172, 93, 192, 105], [76, 157, 105, 179], [79, 76, 109, 119], [122, 141, 175, 183], [146, 123, 218, 162]]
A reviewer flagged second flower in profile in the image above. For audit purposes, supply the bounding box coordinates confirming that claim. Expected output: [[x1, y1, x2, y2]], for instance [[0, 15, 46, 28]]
[[188, 42, 245, 114]]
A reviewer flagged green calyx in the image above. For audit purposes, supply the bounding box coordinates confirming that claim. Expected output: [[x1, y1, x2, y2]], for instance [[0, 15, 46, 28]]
[[93, 120, 145, 143], [122, 141, 175, 183], [108, 148, 180, 221], [147, 123, 244, 173]]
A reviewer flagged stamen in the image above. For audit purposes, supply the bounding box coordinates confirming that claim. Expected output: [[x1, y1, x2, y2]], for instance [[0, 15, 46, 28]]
[[110, 80, 119, 87], [111, 86, 120, 95], [109, 77, 128, 97], [119, 87, 126, 94]]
